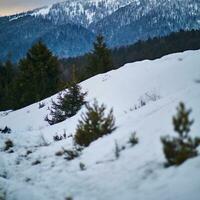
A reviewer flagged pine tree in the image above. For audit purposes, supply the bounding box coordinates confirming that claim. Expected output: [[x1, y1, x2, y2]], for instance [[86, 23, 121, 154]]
[[0, 62, 4, 109], [74, 100, 116, 147], [86, 35, 113, 77], [161, 102, 200, 166], [45, 67, 87, 125], [45, 94, 67, 125], [15, 41, 62, 108], [0, 59, 16, 110], [173, 102, 194, 138]]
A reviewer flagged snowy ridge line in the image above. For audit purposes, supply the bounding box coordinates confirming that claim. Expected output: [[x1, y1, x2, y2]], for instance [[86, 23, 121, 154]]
[[9, 0, 135, 25]]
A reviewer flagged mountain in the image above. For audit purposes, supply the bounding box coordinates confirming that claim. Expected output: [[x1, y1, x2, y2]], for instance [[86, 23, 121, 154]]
[[0, 0, 200, 62], [0, 14, 95, 62], [91, 0, 200, 46], [33, 0, 133, 27], [0, 50, 200, 199]]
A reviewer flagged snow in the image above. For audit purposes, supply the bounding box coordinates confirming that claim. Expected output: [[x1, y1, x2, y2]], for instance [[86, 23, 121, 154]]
[[31, 5, 52, 17], [9, 14, 28, 22], [0, 50, 200, 200]]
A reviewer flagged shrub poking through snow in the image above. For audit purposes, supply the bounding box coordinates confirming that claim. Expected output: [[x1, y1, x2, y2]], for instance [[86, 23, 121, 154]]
[[115, 141, 120, 159], [7, 149, 14, 154], [53, 130, 67, 141], [53, 135, 63, 141], [128, 132, 139, 146], [114, 141, 126, 159], [161, 102, 200, 166], [38, 102, 45, 109], [130, 92, 160, 111], [55, 146, 82, 159], [55, 150, 64, 156], [45, 81, 87, 125], [26, 150, 32, 155], [0, 126, 11, 134], [4, 139, 13, 151], [79, 162, 86, 171], [64, 149, 80, 161], [32, 160, 41, 165], [53, 132, 66, 141], [74, 100, 116, 147]]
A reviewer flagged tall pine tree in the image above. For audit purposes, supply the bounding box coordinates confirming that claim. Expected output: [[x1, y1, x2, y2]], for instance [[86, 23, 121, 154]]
[[15, 41, 62, 108], [86, 35, 113, 77], [0, 59, 16, 110]]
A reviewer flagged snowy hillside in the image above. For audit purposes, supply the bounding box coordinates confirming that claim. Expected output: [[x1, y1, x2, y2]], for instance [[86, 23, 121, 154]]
[[0, 50, 200, 200]]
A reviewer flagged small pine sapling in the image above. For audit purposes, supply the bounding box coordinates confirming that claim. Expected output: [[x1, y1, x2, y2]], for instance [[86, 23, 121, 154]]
[[74, 100, 116, 147], [161, 102, 200, 166], [45, 82, 87, 125]]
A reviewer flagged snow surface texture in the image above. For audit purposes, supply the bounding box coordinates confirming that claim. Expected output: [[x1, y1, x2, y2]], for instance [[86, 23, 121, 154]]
[[0, 50, 200, 200]]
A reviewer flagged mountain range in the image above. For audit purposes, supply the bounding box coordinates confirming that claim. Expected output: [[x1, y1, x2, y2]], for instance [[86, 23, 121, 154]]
[[0, 0, 200, 62]]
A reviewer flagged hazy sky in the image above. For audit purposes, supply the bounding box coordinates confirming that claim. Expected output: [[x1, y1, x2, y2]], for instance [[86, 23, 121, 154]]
[[0, 0, 62, 16]]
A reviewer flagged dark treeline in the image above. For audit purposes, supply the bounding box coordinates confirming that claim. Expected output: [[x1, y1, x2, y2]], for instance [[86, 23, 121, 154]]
[[112, 29, 200, 67], [61, 29, 200, 81], [0, 29, 200, 111], [0, 35, 112, 111], [0, 42, 64, 111]]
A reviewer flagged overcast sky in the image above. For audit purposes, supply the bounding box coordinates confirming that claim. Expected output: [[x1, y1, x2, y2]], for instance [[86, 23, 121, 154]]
[[0, 0, 62, 16]]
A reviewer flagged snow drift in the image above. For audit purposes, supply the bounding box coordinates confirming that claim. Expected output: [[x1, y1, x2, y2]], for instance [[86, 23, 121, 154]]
[[0, 50, 200, 200]]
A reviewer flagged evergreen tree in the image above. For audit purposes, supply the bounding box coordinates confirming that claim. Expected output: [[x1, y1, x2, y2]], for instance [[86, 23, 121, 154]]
[[86, 35, 113, 77], [45, 66, 87, 125], [15, 41, 62, 108], [45, 93, 68, 125], [161, 102, 200, 166], [0, 62, 4, 110], [74, 100, 116, 147], [0, 59, 16, 110]]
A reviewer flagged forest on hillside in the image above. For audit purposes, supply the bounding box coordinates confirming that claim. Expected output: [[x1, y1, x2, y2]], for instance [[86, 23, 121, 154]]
[[0, 29, 200, 111], [62, 29, 200, 80]]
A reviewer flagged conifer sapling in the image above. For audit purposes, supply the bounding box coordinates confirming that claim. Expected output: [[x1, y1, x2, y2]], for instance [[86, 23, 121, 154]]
[[45, 73, 87, 125], [161, 102, 200, 166], [74, 100, 116, 147]]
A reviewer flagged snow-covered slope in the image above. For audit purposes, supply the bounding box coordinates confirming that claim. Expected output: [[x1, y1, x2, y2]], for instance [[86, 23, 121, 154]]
[[0, 50, 200, 200]]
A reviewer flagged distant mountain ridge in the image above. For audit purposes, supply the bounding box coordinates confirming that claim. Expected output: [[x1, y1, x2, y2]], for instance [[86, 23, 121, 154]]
[[93, 0, 200, 46], [7, 0, 133, 27], [0, 0, 200, 62]]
